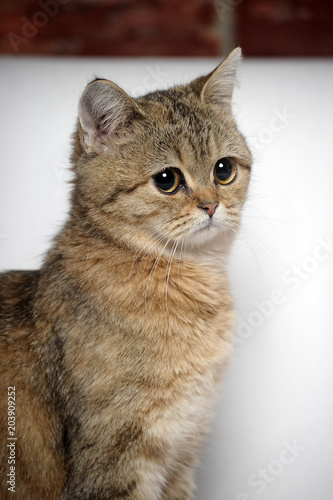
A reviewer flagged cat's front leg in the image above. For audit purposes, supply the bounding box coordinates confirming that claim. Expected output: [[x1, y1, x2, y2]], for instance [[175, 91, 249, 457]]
[[61, 445, 170, 500], [162, 465, 196, 500]]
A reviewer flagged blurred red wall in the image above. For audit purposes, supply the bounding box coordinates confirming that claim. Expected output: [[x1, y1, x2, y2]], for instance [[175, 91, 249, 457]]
[[0, 0, 221, 56], [0, 0, 332, 56], [237, 0, 333, 56]]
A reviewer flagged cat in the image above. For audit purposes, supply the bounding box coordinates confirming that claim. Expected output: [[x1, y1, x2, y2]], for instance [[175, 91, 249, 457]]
[[0, 47, 252, 500]]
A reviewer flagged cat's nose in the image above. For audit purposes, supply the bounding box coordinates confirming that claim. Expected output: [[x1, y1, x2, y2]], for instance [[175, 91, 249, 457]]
[[199, 201, 219, 218]]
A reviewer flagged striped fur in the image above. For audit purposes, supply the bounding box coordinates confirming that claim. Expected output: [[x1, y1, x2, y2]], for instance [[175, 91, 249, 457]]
[[0, 48, 251, 499]]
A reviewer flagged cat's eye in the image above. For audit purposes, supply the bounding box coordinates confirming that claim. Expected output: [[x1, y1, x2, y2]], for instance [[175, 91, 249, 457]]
[[153, 168, 182, 194], [213, 157, 237, 185]]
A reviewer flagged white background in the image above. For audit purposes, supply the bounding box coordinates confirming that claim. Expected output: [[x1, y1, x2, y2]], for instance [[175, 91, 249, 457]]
[[1, 56, 333, 500]]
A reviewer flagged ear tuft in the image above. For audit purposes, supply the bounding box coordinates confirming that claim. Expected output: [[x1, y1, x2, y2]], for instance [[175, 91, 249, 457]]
[[201, 47, 242, 108], [78, 79, 141, 154]]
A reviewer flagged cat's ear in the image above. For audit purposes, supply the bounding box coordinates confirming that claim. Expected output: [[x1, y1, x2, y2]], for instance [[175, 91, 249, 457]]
[[201, 47, 242, 108], [78, 79, 143, 154]]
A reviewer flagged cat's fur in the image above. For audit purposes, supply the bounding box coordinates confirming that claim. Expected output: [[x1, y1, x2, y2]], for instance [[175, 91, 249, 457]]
[[0, 48, 252, 499]]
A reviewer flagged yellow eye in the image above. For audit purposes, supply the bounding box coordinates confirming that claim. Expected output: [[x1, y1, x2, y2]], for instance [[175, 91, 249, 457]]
[[213, 157, 237, 185], [153, 168, 181, 194]]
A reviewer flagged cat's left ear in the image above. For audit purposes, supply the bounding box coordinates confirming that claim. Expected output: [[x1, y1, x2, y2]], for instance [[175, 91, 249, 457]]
[[200, 47, 242, 108]]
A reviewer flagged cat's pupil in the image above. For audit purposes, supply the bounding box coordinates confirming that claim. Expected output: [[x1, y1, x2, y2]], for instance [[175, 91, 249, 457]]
[[153, 168, 181, 194], [213, 157, 237, 185], [215, 158, 232, 180]]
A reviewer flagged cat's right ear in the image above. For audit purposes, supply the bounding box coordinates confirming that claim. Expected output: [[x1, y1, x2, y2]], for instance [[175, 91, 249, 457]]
[[78, 79, 143, 154]]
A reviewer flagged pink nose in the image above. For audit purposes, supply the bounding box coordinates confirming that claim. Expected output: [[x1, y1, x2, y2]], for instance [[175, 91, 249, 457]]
[[199, 202, 219, 217]]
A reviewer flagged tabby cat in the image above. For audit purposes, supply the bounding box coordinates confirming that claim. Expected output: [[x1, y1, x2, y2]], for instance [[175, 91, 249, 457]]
[[0, 47, 252, 499]]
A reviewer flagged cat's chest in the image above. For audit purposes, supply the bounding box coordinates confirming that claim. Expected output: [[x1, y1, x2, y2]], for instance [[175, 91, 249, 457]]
[[106, 254, 232, 354], [105, 252, 232, 328], [58, 255, 233, 462], [64, 253, 233, 403], [79, 254, 233, 361]]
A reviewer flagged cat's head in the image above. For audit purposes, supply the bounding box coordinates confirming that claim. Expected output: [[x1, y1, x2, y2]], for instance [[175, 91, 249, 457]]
[[72, 48, 252, 257]]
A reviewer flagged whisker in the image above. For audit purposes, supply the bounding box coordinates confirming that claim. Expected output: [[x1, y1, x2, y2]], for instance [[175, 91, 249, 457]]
[[164, 240, 179, 316], [130, 231, 166, 278], [144, 237, 172, 314], [228, 221, 263, 286], [128, 229, 175, 306], [242, 226, 288, 271], [177, 237, 186, 279]]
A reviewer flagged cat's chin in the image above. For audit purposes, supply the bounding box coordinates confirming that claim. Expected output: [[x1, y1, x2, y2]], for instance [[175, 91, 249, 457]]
[[183, 222, 236, 254]]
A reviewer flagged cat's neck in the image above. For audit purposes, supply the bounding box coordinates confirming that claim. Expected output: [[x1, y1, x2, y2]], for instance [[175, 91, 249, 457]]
[[51, 216, 231, 275]]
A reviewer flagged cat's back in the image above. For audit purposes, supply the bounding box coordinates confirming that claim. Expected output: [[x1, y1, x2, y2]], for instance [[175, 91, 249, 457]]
[[0, 271, 66, 499], [0, 270, 39, 335], [0, 270, 40, 427], [0, 271, 40, 324]]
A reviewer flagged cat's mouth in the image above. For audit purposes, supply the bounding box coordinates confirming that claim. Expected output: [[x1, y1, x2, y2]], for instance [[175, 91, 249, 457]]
[[189, 218, 221, 240], [182, 219, 224, 250], [197, 223, 213, 233]]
